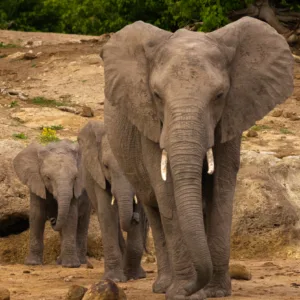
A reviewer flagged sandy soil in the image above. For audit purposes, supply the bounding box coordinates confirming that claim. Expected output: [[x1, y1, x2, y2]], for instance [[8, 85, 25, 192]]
[[1, 29, 300, 300], [1, 259, 300, 300]]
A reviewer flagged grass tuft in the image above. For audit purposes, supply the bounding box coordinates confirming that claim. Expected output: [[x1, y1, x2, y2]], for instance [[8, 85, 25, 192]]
[[13, 133, 27, 140]]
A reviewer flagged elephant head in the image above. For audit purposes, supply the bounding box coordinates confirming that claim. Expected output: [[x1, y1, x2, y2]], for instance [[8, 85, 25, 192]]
[[78, 121, 137, 232], [13, 140, 83, 231], [101, 17, 294, 293]]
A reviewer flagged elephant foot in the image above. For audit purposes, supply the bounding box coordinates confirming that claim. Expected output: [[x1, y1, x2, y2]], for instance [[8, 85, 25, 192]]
[[79, 256, 87, 264], [125, 266, 146, 280], [25, 254, 43, 265], [166, 282, 207, 300], [202, 271, 231, 298], [61, 256, 81, 268], [152, 274, 172, 294], [102, 270, 127, 283]]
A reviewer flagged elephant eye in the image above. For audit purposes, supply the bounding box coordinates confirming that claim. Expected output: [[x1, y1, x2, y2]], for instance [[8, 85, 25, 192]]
[[154, 91, 162, 102], [215, 92, 223, 100]]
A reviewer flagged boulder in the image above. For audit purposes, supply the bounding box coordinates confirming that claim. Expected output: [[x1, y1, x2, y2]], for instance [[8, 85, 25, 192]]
[[231, 151, 300, 259], [82, 280, 126, 300]]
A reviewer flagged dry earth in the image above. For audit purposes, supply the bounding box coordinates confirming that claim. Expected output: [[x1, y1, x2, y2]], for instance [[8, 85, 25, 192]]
[[1, 29, 300, 300]]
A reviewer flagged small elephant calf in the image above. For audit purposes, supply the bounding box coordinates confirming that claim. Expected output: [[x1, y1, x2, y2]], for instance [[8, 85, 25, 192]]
[[78, 121, 148, 282], [13, 140, 91, 268]]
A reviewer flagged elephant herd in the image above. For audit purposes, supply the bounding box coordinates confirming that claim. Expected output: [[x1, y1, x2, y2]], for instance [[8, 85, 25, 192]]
[[13, 16, 294, 300]]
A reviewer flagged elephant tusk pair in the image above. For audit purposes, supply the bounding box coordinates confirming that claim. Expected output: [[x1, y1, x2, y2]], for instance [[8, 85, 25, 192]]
[[160, 148, 215, 181], [111, 195, 138, 205]]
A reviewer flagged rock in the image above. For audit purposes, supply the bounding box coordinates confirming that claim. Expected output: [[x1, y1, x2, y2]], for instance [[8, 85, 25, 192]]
[[282, 111, 295, 118], [271, 109, 283, 117], [6, 52, 25, 60], [81, 106, 94, 118], [64, 276, 74, 282], [23, 52, 38, 60], [66, 285, 88, 300], [82, 280, 126, 300], [0, 288, 10, 300], [86, 260, 94, 269], [58, 106, 79, 115], [291, 115, 300, 121], [7, 90, 20, 96], [246, 130, 258, 137], [231, 151, 300, 259], [83, 55, 101, 65], [23, 270, 30, 274], [229, 264, 252, 280]]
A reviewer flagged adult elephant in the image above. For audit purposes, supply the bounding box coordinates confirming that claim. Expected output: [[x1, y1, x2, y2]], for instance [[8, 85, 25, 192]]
[[101, 17, 294, 299]]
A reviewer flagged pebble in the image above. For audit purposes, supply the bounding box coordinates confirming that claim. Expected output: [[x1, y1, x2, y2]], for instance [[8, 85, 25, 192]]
[[271, 109, 283, 117], [246, 130, 258, 138], [229, 263, 252, 280], [81, 106, 94, 118]]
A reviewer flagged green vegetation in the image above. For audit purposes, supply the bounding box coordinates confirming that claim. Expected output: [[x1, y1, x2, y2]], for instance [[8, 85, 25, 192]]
[[9, 100, 18, 108], [39, 124, 64, 130], [0, 0, 298, 35], [280, 128, 294, 135], [13, 132, 27, 139], [0, 42, 17, 48], [30, 96, 66, 107], [251, 124, 271, 131], [40, 128, 60, 143]]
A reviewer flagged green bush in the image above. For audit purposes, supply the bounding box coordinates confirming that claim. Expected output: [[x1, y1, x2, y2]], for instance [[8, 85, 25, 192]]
[[0, 0, 299, 34]]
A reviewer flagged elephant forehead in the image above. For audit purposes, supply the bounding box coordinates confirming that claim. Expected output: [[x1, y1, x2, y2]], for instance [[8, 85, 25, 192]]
[[41, 153, 77, 174]]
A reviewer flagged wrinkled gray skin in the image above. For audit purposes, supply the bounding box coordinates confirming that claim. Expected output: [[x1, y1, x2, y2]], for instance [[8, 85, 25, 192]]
[[101, 17, 294, 299], [78, 121, 148, 282], [13, 140, 91, 268]]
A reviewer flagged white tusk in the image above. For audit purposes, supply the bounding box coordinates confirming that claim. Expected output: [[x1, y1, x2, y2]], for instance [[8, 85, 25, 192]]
[[134, 195, 138, 204], [206, 148, 214, 175], [161, 149, 168, 181], [111, 195, 115, 206]]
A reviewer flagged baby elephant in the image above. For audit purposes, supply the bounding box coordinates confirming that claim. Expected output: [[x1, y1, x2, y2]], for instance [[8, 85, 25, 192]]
[[13, 140, 91, 268], [78, 121, 148, 282]]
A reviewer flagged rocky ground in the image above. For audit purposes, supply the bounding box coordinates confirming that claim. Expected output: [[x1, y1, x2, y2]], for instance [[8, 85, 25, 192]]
[[1, 29, 300, 299]]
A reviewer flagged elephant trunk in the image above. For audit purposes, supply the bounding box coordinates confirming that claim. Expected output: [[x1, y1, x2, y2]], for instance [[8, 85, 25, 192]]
[[166, 109, 213, 294], [52, 190, 73, 232], [114, 188, 134, 233]]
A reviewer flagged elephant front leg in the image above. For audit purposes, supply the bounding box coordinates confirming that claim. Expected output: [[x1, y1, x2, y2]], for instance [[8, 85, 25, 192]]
[[142, 201, 173, 294], [203, 136, 241, 298], [26, 193, 46, 265], [76, 199, 91, 264], [95, 186, 126, 282], [60, 199, 81, 268], [123, 203, 146, 280]]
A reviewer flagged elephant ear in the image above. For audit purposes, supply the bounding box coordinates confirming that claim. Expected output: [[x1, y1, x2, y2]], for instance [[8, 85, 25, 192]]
[[209, 17, 294, 143], [100, 21, 172, 143], [13, 142, 46, 199], [78, 121, 106, 190]]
